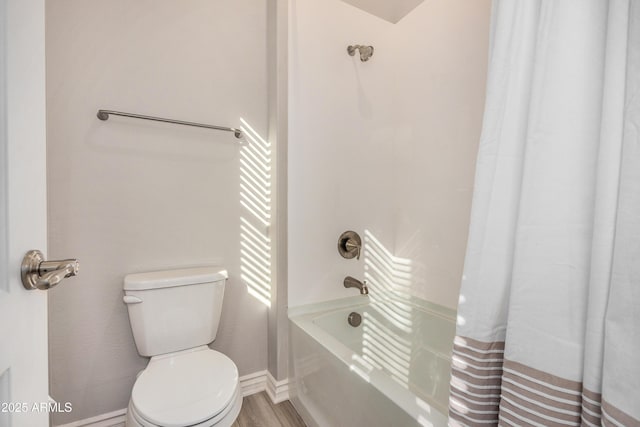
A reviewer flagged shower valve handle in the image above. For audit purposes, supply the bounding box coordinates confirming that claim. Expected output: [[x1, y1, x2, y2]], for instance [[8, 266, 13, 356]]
[[338, 231, 362, 260], [345, 240, 361, 260]]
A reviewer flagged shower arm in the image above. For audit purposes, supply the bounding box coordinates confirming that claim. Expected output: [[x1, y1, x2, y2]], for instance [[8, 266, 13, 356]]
[[347, 45, 374, 62]]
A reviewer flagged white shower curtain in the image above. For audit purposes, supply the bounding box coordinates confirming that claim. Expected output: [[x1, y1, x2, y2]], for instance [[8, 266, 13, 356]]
[[449, 1, 640, 426]]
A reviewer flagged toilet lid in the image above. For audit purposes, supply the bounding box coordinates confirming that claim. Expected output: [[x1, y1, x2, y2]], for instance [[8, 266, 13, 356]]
[[132, 348, 239, 427]]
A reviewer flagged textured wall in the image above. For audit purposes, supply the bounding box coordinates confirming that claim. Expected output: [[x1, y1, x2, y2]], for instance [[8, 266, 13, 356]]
[[288, 0, 491, 308], [46, 1, 268, 424]]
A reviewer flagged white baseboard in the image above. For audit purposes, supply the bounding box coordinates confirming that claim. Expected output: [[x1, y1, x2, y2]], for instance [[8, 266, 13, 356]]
[[239, 370, 268, 396], [54, 408, 126, 427], [266, 371, 290, 404], [54, 371, 289, 427], [240, 370, 290, 403]]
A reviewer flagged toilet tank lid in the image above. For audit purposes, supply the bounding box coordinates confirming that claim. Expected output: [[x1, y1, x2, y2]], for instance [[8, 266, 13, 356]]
[[124, 267, 228, 291]]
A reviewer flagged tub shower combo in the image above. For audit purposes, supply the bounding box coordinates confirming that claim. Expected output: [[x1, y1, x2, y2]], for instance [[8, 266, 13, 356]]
[[289, 231, 455, 427]]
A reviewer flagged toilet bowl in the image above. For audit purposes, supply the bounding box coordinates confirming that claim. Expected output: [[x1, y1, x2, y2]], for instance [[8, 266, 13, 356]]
[[125, 346, 242, 427], [123, 268, 241, 427]]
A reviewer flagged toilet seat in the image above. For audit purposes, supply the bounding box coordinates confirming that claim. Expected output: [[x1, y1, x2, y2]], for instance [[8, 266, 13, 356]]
[[128, 346, 241, 427]]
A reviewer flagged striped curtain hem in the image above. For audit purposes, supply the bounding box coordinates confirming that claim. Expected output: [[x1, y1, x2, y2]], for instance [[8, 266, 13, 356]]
[[449, 336, 640, 427], [449, 336, 504, 426], [602, 399, 640, 427]]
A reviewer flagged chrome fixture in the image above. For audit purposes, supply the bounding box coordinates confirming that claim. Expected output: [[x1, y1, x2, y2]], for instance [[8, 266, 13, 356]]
[[97, 109, 243, 139], [338, 230, 362, 260], [21, 250, 79, 290], [348, 312, 362, 327], [347, 45, 374, 62], [344, 276, 368, 295]]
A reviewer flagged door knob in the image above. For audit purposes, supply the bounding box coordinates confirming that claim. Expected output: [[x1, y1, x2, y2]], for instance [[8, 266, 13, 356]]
[[21, 250, 79, 290]]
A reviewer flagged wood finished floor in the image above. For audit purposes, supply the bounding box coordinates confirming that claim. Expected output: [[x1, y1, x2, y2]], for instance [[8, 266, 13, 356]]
[[232, 392, 306, 427]]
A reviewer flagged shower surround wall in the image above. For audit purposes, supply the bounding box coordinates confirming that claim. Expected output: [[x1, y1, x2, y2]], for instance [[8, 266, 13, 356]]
[[288, 0, 491, 308], [46, 1, 268, 424]]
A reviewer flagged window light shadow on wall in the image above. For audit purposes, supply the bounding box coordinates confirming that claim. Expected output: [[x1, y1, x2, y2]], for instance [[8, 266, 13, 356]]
[[360, 230, 413, 387], [239, 118, 271, 307], [363, 230, 413, 329]]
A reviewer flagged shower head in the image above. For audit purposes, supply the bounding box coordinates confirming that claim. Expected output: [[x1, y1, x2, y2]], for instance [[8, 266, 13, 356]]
[[347, 45, 374, 62]]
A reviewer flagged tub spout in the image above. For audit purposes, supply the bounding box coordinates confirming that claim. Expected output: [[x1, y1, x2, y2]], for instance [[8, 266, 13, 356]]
[[344, 276, 368, 295]]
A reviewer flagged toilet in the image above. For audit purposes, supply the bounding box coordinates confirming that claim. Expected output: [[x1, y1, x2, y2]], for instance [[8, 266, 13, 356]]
[[123, 267, 242, 427]]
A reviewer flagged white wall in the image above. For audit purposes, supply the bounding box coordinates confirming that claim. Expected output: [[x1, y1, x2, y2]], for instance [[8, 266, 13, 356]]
[[46, 1, 268, 424], [288, 0, 491, 308]]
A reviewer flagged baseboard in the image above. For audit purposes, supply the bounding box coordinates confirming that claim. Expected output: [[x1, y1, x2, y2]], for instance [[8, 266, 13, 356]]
[[239, 370, 268, 396], [266, 371, 290, 404], [239, 370, 290, 403], [54, 371, 289, 427], [54, 408, 126, 427]]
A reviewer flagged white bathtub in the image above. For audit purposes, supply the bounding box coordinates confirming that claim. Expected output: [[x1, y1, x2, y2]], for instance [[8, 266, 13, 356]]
[[289, 293, 455, 427]]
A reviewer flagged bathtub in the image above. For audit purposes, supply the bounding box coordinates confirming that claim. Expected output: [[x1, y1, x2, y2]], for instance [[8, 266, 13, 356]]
[[289, 293, 455, 427]]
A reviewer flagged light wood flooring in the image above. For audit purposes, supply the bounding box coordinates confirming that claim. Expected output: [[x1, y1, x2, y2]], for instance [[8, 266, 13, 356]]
[[232, 392, 307, 427]]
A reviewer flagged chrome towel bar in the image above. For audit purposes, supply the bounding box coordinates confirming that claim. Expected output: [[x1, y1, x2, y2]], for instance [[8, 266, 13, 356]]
[[97, 109, 243, 139]]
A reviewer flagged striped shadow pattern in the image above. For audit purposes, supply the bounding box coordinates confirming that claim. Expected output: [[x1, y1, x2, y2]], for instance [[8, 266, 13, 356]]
[[449, 336, 504, 426]]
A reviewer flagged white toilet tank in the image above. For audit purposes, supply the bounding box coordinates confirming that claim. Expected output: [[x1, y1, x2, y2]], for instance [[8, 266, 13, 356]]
[[123, 267, 228, 357]]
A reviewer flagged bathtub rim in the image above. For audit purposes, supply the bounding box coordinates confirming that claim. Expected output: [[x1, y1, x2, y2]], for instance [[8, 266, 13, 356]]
[[289, 291, 456, 321]]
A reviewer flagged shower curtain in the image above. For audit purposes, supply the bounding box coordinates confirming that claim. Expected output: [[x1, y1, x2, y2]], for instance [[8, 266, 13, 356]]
[[449, 1, 640, 426]]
